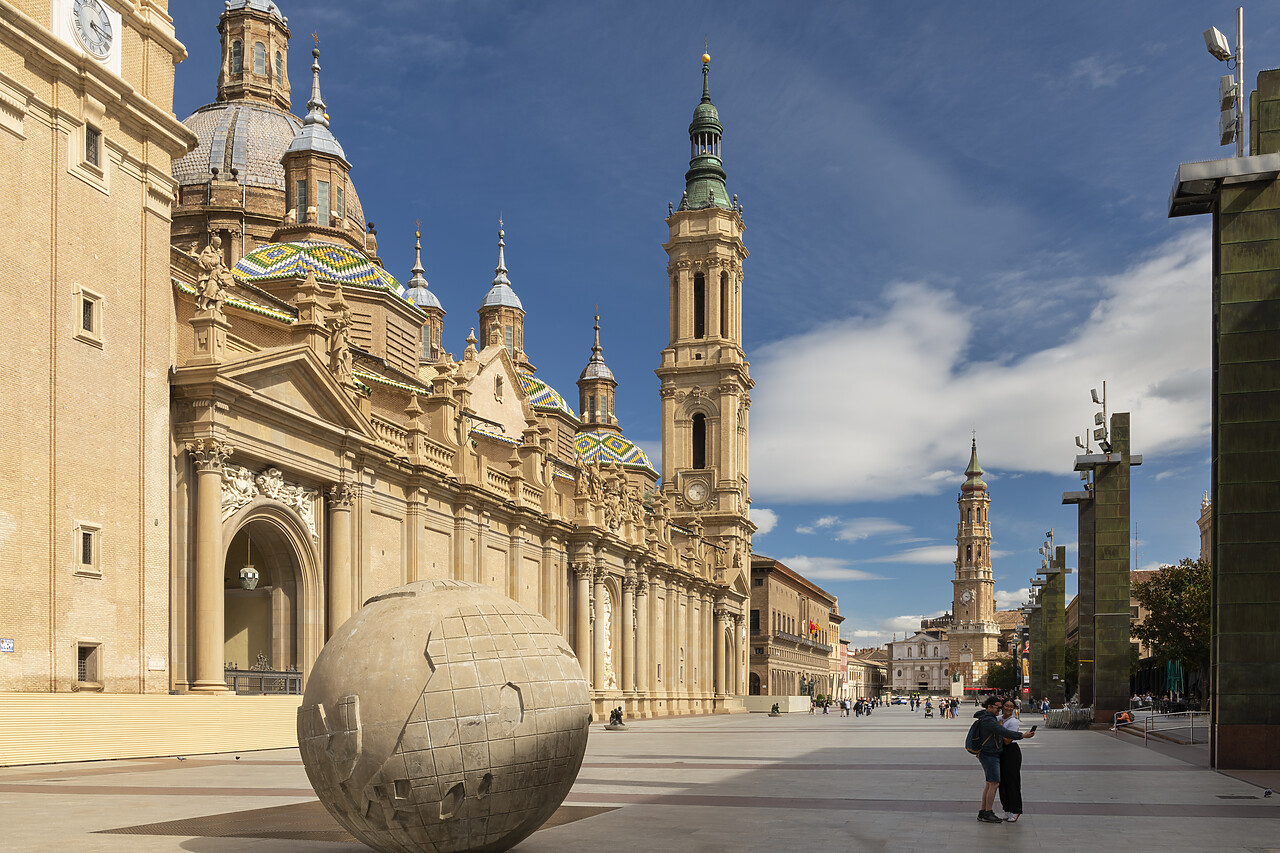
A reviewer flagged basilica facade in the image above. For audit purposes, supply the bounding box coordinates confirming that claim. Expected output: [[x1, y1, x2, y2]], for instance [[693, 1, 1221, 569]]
[[0, 0, 755, 720]]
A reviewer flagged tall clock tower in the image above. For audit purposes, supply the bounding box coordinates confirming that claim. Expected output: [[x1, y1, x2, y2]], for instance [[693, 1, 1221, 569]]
[[656, 53, 754, 584], [949, 439, 1000, 687]]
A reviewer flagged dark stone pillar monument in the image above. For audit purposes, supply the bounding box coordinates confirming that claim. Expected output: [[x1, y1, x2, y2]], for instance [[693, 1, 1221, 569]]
[[1028, 600, 1045, 702], [1092, 413, 1137, 727], [1169, 69, 1280, 767], [1044, 545, 1068, 707], [1062, 489, 1095, 707]]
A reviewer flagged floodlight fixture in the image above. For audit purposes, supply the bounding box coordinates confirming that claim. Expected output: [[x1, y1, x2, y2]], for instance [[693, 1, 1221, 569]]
[[1094, 412, 1105, 425], [1090, 388, 1100, 404], [1075, 435, 1086, 451], [1093, 427, 1106, 442], [1220, 74, 1237, 110], [1204, 26, 1231, 61], [1098, 439, 1113, 454]]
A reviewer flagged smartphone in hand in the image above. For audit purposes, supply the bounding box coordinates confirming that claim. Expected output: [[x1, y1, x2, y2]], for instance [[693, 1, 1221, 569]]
[[1029, 725, 1038, 733]]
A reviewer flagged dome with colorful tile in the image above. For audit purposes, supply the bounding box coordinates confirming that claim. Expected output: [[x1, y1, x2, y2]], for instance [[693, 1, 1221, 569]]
[[574, 430, 658, 476], [516, 372, 577, 420], [233, 241, 408, 300]]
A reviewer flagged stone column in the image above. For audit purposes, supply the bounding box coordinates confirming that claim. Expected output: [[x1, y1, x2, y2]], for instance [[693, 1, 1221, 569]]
[[328, 481, 357, 637], [686, 588, 697, 697], [593, 565, 608, 692], [635, 572, 650, 693], [714, 604, 729, 697], [573, 563, 592, 684], [188, 438, 232, 693], [733, 614, 745, 695], [622, 574, 636, 694]]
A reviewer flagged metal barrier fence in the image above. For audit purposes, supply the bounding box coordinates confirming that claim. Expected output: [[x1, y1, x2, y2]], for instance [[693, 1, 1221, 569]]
[[1116, 710, 1209, 745], [224, 668, 303, 695]]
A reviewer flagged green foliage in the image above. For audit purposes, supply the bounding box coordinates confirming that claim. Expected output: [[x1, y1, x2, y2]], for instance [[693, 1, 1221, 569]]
[[983, 654, 1019, 692], [1130, 558, 1210, 676]]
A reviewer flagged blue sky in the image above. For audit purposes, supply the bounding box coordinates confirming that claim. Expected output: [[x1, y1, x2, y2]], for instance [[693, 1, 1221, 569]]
[[173, 1, 1265, 645]]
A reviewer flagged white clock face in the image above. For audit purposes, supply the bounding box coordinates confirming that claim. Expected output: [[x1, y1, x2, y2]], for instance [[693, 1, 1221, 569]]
[[685, 480, 708, 504], [71, 0, 113, 60], [960, 590, 973, 604]]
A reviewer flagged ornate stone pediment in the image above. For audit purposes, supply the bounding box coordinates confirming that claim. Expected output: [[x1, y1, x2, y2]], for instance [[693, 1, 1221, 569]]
[[222, 464, 319, 538]]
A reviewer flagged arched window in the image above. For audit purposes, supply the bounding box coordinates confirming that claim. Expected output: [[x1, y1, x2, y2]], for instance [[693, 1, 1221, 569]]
[[231, 40, 243, 74], [977, 547, 982, 562], [275, 50, 283, 81], [693, 272, 706, 339], [588, 395, 596, 419], [720, 271, 729, 338], [253, 42, 266, 75], [965, 544, 972, 565], [967, 508, 972, 523], [692, 413, 706, 469]]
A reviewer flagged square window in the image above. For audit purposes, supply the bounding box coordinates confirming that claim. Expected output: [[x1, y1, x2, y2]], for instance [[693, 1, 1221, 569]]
[[81, 297, 94, 333], [85, 126, 100, 168], [77, 643, 101, 687]]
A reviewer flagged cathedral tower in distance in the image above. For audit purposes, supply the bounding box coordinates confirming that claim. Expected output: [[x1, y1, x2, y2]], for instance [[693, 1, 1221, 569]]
[[657, 53, 754, 587], [950, 439, 1000, 688]]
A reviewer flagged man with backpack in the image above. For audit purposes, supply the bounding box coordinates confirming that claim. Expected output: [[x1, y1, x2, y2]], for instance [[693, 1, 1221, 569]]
[[968, 695, 1034, 823]]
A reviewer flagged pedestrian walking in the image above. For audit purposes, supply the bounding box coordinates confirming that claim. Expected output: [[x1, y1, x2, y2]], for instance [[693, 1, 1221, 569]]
[[971, 695, 1034, 823]]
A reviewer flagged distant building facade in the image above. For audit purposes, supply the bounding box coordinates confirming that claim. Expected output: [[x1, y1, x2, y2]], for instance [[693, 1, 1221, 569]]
[[889, 630, 949, 694], [748, 556, 838, 697]]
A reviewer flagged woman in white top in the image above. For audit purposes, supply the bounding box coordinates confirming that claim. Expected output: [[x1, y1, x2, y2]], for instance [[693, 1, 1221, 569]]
[[998, 699, 1025, 821]]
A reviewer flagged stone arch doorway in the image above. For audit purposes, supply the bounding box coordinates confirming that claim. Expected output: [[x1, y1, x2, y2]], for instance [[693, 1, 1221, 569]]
[[749, 671, 761, 695], [223, 502, 323, 683]]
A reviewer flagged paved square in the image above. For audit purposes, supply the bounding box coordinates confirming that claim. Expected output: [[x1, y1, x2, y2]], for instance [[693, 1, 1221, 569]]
[[1, 706, 1277, 852]]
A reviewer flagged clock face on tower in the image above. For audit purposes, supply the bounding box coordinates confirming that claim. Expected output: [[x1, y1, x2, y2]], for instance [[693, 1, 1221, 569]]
[[684, 479, 708, 505], [71, 0, 113, 60], [960, 590, 973, 604]]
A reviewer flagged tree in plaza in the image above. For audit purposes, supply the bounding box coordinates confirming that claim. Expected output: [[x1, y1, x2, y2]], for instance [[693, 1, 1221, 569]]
[[1130, 558, 1210, 701], [983, 654, 1019, 692]]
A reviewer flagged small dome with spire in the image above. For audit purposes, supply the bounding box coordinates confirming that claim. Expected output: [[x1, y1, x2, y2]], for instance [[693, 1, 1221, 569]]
[[579, 315, 614, 381], [962, 438, 987, 493], [405, 230, 441, 311], [284, 47, 349, 165], [480, 227, 523, 310]]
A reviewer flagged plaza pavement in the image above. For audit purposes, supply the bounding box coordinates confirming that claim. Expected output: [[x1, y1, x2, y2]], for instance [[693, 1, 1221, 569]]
[[1, 704, 1277, 853]]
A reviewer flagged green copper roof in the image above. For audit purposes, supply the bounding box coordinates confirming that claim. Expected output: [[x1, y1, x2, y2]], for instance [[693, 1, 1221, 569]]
[[680, 58, 731, 211], [962, 439, 987, 493]]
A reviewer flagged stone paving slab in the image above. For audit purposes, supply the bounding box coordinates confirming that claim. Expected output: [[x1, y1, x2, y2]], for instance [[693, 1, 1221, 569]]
[[0, 707, 1276, 852]]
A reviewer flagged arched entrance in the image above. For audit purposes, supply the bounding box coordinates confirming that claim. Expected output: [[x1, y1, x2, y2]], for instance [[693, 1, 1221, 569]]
[[749, 672, 761, 695], [222, 502, 323, 685]]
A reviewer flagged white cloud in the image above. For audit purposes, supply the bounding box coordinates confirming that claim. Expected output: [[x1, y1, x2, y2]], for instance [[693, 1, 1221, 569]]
[[995, 587, 1030, 609], [778, 555, 886, 582], [750, 507, 778, 536], [835, 517, 910, 543], [873, 545, 957, 565], [796, 515, 839, 534], [750, 232, 1211, 502]]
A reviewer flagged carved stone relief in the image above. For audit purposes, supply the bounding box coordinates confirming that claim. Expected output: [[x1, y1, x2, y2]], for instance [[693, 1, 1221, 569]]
[[221, 464, 319, 537]]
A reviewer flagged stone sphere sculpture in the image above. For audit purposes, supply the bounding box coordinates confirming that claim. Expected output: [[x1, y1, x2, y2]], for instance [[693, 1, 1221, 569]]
[[298, 579, 591, 853]]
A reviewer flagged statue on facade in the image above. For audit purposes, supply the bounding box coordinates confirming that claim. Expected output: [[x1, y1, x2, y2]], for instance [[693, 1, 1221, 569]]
[[194, 232, 232, 314], [327, 285, 354, 385]]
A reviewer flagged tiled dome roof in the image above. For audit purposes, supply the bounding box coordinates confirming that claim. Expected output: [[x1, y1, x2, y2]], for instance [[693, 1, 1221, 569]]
[[574, 430, 657, 476], [234, 241, 407, 300], [171, 102, 365, 225], [516, 372, 577, 420]]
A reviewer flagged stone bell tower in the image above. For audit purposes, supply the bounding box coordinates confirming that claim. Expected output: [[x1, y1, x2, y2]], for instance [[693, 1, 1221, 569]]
[[656, 52, 754, 584], [949, 438, 1000, 688]]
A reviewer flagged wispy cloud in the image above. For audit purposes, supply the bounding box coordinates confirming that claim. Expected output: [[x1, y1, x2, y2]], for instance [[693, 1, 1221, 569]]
[[779, 555, 886, 582], [796, 515, 910, 542], [1068, 55, 1129, 89]]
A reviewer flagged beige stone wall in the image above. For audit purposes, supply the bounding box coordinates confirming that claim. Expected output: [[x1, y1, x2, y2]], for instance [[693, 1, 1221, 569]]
[[0, 1, 192, 694]]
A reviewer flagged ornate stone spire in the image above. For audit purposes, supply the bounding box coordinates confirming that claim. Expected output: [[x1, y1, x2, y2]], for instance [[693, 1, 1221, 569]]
[[962, 437, 987, 493], [578, 314, 618, 428], [284, 46, 348, 165], [679, 51, 730, 211]]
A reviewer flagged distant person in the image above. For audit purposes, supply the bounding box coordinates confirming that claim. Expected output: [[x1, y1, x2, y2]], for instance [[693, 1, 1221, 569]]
[[972, 695, 1034, 823]]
